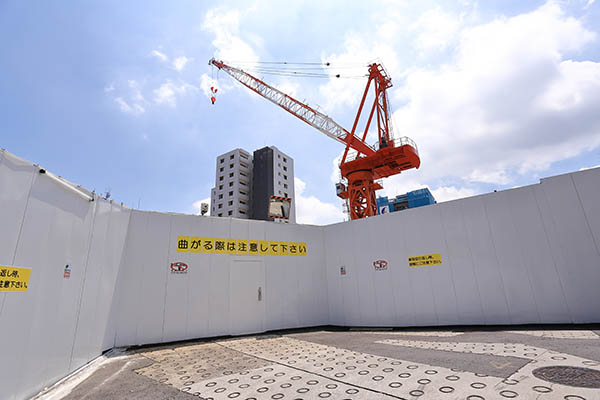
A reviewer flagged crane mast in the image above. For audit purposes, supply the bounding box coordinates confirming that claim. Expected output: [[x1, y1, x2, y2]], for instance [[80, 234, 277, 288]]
[[209, 58, 420, 220]]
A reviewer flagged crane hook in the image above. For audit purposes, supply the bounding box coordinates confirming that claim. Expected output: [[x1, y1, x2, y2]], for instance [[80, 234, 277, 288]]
[[210, 86, 218, 104]]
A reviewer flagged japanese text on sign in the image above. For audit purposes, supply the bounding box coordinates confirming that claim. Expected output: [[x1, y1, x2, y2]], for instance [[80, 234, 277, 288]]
[[0, 266, 31, 291], [176, 236, 307, 256], [408, 253, 442, 267]]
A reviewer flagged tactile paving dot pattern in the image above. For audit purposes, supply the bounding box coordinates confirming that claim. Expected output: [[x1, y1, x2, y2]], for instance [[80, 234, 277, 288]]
[[136, 343, 272, 387], [364, 331, 465, 337], [377, 338, 600, 399], [178, 364, 383, 399], [135, 335, 600, 399], [505, 330, 600, 339], [218, 337, 499, 399]]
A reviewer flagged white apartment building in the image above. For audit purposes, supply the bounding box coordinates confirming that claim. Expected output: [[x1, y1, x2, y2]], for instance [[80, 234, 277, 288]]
[[210, 148, 253, 218], [210, 146, 295, 222]]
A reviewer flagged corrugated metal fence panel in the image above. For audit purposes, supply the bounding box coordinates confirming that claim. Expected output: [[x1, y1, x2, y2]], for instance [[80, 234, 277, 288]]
[[0, 152, 37, 400], [9, 172, 95, 400], [100, 204, 132, 351], [538, 173, 600, 323]]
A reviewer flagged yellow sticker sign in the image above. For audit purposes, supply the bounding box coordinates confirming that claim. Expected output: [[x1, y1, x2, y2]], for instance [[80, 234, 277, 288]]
[[279, 241, 290, 256], [236, 239, 249, 255], [248, 240, 259, 255], [226, 239, 237, 254], [214, 238, 226, 254], [298, 242, 307, 256], [409, 253, 442, 267], [176, 236, 190, 252], [203, 237, 214, 253], [190, 237, 202, 253], [0, 266, 31, 292], [269, 241, 279, 255], [259, 240, 270, 255]]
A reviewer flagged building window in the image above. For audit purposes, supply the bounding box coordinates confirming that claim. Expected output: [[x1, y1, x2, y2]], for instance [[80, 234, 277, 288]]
[[278, 181, 281, 186], [218, 194, 223, 199], [240, 153, 248, 159], [230, 154, 234, 160], [228, 200, 233, 206], [219, 176, 223, 181], [278, 154, 281, 158], [229, 182, 233, 187], [228, 210, 233, 215], [284, 183, 288, 189], [218, 213, 223, 217], [283, 157, 287, 163], [218, 203, 223, 209], [283, 166, 287, 171], [220, 158, 224, 164], [229, 163, 234, 169], [229, 172, 234, 177], [240, 200, 246, 205], [279, 190, 282, 195], [219, 185, 223, 190], [219, 167, 224, 172], [240, 210, 246, 215], [283, 175, 287, 180], [239, 190, 247, 196], [284, 192, 288, 197], [278, 172, 281, 176], [229, 191, 233, 196]]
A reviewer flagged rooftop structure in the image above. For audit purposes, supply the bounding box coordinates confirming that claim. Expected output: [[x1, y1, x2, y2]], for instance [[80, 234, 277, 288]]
[[377, 188, 436, 214]]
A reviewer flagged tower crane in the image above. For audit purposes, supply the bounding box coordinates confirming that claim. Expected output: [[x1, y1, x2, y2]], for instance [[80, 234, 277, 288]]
[[209, 59, 420, 220]]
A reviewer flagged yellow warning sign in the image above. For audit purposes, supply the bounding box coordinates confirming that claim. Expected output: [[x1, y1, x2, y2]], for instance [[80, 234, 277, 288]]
[[0, 266, 31, 292], [175, 236, 308, 256], [408, 253, 442, 267]]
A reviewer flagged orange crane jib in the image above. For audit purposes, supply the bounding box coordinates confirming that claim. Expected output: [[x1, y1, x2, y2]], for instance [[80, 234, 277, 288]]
[[209, 58, 420, 220]]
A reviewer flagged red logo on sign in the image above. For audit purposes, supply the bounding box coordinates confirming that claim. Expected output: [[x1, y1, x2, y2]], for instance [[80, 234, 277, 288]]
[[373, 260, 388, 270], [170, 262, 188, 272]]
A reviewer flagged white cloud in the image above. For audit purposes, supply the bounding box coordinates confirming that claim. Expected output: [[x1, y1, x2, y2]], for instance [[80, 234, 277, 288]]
[[202, 8, 259, 64], [153, 80, 196, 107], [294, 177, 345, 225], [318, 33, 399, 110], [193, 197, 211, 215], [151, 49, 168, 62], [114, 97, 144, 115], [173, 56, 191, 71], [104, 83, 114, 93], [392, 1, 600, 186], [431, 186, 476, 203], [410, 7, 461, 53]]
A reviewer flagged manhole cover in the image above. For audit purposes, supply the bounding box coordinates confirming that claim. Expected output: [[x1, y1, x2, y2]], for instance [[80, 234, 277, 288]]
[[532, 366, 600, 388]]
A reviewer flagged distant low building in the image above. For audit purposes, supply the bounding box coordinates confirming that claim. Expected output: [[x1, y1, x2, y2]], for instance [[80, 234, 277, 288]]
[[376, 188, 436, 214]]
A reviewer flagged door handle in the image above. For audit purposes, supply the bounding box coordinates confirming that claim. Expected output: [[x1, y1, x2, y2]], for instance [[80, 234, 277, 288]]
[[258, 286, 262, 301]]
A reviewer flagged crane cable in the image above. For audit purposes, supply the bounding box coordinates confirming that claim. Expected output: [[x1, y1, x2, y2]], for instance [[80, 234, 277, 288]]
[[216, 60, 369, 79]]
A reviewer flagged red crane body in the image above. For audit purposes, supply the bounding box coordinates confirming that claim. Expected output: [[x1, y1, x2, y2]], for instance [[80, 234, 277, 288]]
[[209, 59, 420, 220]]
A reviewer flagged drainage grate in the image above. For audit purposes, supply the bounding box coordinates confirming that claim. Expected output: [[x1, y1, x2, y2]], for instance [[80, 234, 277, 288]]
[[532, 366, 600, 388]]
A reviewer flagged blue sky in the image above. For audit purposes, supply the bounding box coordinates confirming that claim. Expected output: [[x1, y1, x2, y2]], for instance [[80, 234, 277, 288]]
[[1, 0, 599, 224]]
